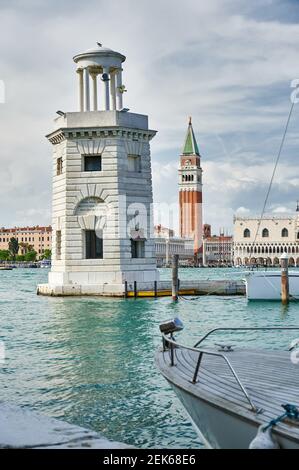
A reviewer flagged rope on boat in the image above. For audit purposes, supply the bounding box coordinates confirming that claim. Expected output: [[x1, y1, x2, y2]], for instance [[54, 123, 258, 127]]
[[262, 403, 299, 431], [249, 404, 299, 449]]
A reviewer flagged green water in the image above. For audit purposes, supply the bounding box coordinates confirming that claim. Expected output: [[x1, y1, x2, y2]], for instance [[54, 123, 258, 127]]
[[0, 268, 299, 448]]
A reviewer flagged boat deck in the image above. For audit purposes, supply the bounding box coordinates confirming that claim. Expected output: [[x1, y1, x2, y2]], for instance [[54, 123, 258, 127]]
[[156, 345, 299, 444]]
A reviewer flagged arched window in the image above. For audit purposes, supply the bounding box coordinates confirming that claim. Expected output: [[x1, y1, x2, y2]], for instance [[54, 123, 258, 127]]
[[282, 228, 288, 237], [243, 228, 250, 238], [262, 228, 269, 238]]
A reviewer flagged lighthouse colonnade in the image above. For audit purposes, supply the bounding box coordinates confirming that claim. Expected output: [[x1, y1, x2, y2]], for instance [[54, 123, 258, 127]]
[[76, 66, 123, 112]]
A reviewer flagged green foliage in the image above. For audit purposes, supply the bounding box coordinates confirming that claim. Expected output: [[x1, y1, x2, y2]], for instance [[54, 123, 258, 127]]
[[0, 250, 11, 261], [8, 237, 19, 260], [24, 250, 37, 262], [16, 255, 25, 262], [41, 249, 51, 260]]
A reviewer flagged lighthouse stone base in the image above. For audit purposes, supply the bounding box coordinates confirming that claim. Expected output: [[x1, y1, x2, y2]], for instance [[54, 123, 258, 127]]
[[37, 269, 159, 297]]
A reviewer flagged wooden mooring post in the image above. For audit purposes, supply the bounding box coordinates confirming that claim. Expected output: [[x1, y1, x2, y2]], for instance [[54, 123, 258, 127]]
[[281, 253, 289, 304], [172, 255, 179, 301]]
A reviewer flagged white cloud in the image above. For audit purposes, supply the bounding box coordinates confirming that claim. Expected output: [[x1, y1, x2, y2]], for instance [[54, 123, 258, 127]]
[[0, 0, 299, 231]]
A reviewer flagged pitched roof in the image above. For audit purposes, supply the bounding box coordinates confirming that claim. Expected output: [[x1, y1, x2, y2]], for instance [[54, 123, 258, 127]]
[[182, 117, 200, 156]]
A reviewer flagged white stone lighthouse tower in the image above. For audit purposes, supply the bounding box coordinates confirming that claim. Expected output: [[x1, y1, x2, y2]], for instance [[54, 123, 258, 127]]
[[38, 44, 158, 296]]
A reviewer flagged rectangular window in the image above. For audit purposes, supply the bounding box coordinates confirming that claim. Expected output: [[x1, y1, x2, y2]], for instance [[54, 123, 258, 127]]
[[56, 231, 61, 260], [128, 154, 141, 172], [131, 240, 145, 258], [84, 155, 102, 172], [85, 230, 103, 259], [57, 157, 63, 175]]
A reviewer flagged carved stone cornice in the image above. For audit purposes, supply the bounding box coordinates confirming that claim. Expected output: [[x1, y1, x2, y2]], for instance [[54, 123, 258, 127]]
[[46, 127, 156, 145]]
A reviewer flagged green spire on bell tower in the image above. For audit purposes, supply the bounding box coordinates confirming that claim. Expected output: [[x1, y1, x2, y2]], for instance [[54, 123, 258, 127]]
[[182, 116, 200, 156]]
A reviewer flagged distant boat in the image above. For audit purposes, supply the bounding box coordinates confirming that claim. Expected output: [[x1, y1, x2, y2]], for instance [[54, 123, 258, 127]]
[[39, 259, 51, 268], [156, 320, 299, 449], [0, 266, 13, 271]]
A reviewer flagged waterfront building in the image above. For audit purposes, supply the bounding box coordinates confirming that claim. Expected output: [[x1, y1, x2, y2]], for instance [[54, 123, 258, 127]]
[[38, 44, 158, 296], [155, 236, 194, 267], [234, 214, 299, 266], [179, 118, 203, 261], [203, 233, 233, 266], [0, 226, 52, 257]]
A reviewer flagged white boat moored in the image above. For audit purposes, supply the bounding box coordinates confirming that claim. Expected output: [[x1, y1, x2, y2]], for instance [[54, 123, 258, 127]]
[[244, 270, 299, 300]]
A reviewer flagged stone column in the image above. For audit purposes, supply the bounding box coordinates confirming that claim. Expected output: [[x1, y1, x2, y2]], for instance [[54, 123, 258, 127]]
[[110, 73, 117, 110], [84, 67, 90, 111], [116, 69, 123, 110], [77, 68, 84, 112], [91, 72, 98, 111], [103, 67, 110, 111]]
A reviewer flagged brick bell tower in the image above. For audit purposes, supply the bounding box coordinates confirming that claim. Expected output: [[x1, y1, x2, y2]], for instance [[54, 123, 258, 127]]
[[179, 117, 203, 260]]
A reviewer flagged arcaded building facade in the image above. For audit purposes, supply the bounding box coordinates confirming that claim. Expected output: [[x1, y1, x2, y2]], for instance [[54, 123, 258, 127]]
[[234, 215, 299, 266]]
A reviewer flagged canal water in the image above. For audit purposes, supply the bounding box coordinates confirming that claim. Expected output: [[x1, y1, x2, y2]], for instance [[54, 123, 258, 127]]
[[0, 268, 299, 448]]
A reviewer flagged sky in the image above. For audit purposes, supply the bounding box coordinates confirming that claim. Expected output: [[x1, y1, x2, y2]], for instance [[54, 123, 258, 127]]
[[1, 0, 299, 234]]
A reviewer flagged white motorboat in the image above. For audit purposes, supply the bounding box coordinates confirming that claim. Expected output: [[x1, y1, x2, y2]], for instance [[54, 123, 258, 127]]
[[156, 320, 299, 449], [244, 270, 299, 300]]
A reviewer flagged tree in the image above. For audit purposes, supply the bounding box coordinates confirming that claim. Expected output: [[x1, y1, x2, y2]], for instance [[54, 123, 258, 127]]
[[24, 250, 37, 262], [16, 254, 25, 262], [8, 237, 19, 260], [0, 250, 10, 261], [41, 249, 51, 260], [19, 242, 33, 254]]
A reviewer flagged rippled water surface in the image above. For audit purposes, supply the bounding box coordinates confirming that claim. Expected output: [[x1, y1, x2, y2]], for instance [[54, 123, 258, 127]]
[[0, 268, 299, 448]]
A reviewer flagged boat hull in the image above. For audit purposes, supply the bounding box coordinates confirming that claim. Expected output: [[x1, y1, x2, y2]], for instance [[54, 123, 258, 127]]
[[245, 271, 299, 300], [168, 380, 299, 449]]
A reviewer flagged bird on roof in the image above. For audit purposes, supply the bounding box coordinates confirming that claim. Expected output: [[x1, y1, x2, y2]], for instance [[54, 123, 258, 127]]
[[97, 42, 102, 47]]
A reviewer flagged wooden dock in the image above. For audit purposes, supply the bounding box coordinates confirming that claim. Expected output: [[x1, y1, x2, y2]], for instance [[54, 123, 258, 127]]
[[125, 280, 245, 298], [37, 279, 245, 297]]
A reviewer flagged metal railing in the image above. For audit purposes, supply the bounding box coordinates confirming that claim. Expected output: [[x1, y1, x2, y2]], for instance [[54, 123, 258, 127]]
[[162, 333, 258, 412], [162, 326, 299, 413], [194, 327, 299, 347]]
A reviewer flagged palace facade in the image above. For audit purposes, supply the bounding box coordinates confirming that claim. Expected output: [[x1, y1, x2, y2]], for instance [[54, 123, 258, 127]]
[[234, 215, 299, 266]]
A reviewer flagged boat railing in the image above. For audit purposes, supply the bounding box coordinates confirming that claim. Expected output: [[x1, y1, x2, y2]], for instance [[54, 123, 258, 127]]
[[161, 333, 259, 412], [194, 327, 299, 348]]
